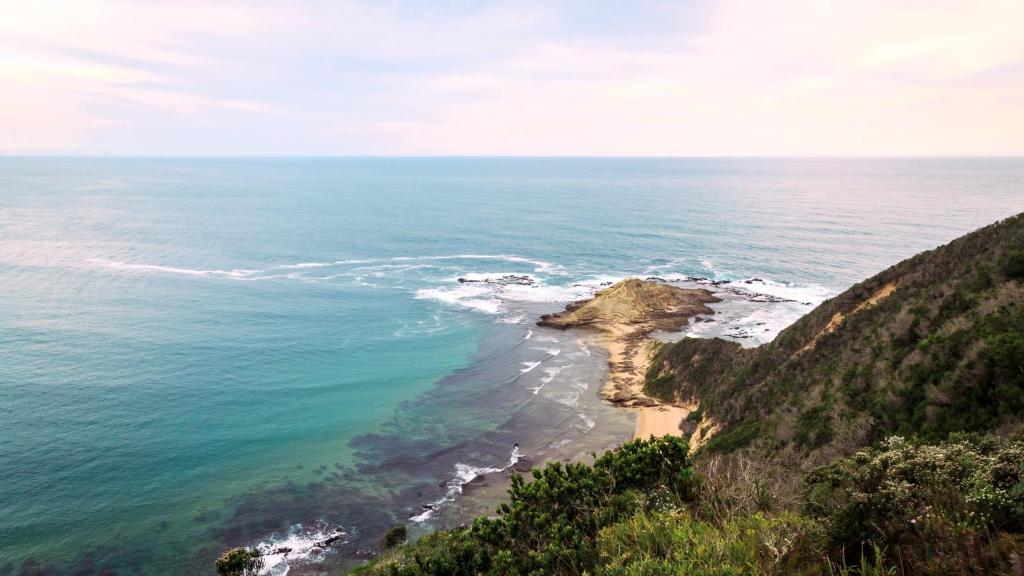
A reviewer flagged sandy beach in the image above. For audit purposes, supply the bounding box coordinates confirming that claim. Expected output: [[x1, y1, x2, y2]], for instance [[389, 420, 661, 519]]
[[591, 329, 695, 439]]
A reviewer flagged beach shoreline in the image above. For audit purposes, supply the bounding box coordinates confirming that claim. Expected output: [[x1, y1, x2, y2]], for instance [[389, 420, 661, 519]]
[[583, 329, 695, 440], [537, 279, 719, 440]]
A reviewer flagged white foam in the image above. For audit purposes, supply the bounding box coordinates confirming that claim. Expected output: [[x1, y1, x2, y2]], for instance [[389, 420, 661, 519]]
[[414, 274, 612, 316], [275, 261, 343, 270], [642, 257, 690, 275], [497, 314, 526, 325], [415, 284, 502, 314], [393, 254, 563, 275], [455, 271, 534, 283], [681, 277, 833, 347], [519, 361, 542, 374], [87, 253, 560, 284], [89, 258, 259, 278], [411, 446, 523, 523], [531, 347, 560, 356], [393, 315, 447, 338], [576, 413, 596, 431], [542, 365, 568, 384], [528, 364, 572, 395], [725, 278, 831, 305], [253, 521, 348, 576], [577, 339, 592, 356], [532, 334, 560, 343]]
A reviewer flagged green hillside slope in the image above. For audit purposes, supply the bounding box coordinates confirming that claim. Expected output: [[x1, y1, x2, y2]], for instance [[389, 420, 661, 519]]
[[646, 213, 1024, 460]]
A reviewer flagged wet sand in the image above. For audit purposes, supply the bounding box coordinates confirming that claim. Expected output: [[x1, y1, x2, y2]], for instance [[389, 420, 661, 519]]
[[594, 327, 694, 439]]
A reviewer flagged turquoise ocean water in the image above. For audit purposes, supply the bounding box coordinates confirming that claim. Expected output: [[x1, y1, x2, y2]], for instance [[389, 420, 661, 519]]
[[1, 158, 1023, 574]]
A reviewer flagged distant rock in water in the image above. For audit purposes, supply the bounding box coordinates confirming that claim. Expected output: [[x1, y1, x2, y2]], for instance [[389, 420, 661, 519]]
[[537, 278, 720, 333], [457, 274, 535, 286]]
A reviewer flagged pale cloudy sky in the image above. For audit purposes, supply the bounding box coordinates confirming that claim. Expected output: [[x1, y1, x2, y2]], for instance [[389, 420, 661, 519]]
[[1, 0, 1022, 155]]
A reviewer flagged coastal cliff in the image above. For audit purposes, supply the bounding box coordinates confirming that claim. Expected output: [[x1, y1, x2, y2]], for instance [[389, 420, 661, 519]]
[[537, 278, 720, 437], [348, 213, 1024, 576], [645, 212, 1024, 463]]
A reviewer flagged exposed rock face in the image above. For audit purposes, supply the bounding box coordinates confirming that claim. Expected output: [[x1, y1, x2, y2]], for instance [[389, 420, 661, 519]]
[[537, 278, 720, 332]]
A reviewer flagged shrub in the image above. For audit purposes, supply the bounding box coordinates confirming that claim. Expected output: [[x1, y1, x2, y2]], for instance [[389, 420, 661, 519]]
[[802, 436, 1024, 572], [214, 547, 264, 576], [353, 436, 695, 576], [596, 511, 824, 576], [1003, 249, 1024, 279], [383, 524, 408, 548], [794, 404, 834, 450], [704, 421, 761, 454]]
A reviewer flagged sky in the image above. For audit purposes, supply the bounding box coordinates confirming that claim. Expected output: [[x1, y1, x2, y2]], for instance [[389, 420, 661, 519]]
[[1, 0, 1022, 156]]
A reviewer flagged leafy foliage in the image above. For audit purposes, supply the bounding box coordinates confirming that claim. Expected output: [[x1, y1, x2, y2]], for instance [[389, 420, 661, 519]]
[[596, 511, 824, 576], [353, 435, 1024, 576], [383, 525, 408, 548], [1004, 249, 1024, 279], [352, 436, 696, 576], [214, 547, 264, 576], [803, 435, 1024, 574]]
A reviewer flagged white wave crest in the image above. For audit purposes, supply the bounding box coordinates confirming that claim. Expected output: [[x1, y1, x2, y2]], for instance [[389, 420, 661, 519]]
[[411, 445, 523, 523], [527, 365, 570, 395], [415, 277, 609, 315], [88, 258, 259, 278], [415, 284, 502, 314], [576, 413, 596, 431], [519, 361, 542, 374], [497, 314, 526, 325], [681, 277, 833, 347], [725, 278, 831, 305], [253, 521, 348, 576]]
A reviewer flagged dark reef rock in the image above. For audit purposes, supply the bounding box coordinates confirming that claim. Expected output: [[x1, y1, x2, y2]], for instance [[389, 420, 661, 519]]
[[457, 274, 534, 286]]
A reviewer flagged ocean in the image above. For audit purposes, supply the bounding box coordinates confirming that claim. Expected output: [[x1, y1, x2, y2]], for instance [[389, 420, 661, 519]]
[[1, 157, 1022, 574]]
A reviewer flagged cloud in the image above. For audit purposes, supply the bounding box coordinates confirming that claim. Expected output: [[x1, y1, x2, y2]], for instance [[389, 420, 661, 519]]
[[0, 0, 1021, 154], [354, 0, 1024, 155]]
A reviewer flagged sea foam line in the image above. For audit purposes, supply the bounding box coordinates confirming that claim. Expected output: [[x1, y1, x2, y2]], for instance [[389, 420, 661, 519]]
[[410, 445, 523, 523], [253, 521, 348, 576], [87, 253, 562, 280]]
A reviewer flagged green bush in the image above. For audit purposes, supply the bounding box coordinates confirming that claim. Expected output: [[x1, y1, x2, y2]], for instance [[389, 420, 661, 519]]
[[214, 547, 264, 576], [793, 404, 834, 449], [704, 421, 761, 454], [353, 436, 695, 576], [802, 436, 1024, 572], [1003, 249, 1024, 279], [383, 524, 408, 548]]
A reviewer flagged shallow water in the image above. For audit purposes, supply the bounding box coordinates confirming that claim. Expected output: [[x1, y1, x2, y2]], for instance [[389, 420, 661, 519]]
[[1, 157, 1022, 574]]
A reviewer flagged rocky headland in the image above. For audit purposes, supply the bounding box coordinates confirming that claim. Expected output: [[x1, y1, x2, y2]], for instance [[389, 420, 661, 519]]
[[537, 278, 720, 438]]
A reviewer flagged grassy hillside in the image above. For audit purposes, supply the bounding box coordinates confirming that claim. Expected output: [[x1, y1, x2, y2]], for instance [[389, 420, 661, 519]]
[[645, 213, 1024, 461]]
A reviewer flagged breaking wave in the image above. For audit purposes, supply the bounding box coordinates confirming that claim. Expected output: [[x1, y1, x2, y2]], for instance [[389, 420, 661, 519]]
[[410, 445, 523, 524]]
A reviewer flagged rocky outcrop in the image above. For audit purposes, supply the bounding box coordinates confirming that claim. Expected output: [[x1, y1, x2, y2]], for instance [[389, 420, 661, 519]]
[[537, 278, 720, 332], [536, 279, 720, 437]]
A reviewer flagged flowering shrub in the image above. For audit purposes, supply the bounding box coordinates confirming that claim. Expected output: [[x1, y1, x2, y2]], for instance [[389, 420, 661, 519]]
[[802, 435, 1024, 572]]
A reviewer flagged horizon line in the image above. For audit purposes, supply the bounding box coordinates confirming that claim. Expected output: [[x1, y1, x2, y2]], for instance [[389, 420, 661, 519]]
[[2, 154, 1024, 160]]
